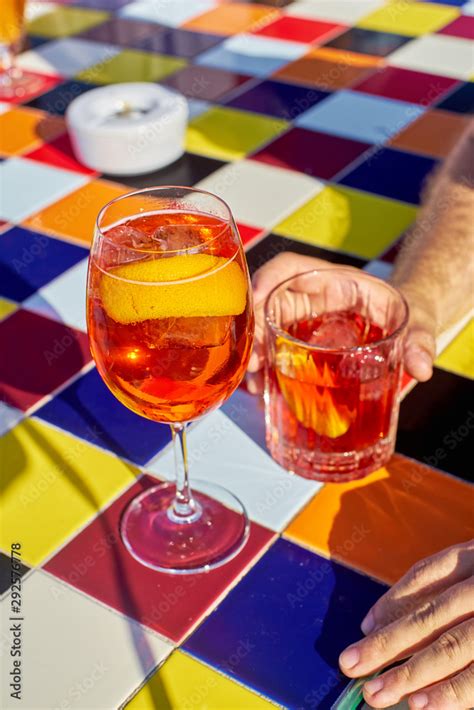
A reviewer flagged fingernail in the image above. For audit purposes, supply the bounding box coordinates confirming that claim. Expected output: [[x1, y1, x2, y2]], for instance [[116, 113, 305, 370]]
[[365, 678, 384, 695], [339, 646, 360, 670], [248, 352, 259, 372], [361, 611, 375, 635], [411, 693, 428, 708]]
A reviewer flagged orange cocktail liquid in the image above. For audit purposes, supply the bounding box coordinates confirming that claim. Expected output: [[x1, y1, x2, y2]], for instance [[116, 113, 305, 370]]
[[88, 211, 253, 423], [266, 310, 401, 478], [0, 0, 25, 45]]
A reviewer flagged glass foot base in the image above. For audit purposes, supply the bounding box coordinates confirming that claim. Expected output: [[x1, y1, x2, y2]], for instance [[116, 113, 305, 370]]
[[121, 480, 250, 574], [0, 71, 44, 99]]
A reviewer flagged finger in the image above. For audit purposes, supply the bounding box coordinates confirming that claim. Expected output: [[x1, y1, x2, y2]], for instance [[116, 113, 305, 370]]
[[252, 252, 331, 304], [409, 662, 474, 710], [404, 324, 436, 382], [360, 541, 474, 635], [339, 577, 474, 678], [363, 618, 474, 708], [245, 370, 264, 396]]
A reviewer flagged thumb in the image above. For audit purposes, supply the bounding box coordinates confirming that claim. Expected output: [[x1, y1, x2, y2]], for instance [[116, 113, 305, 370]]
[[404, 320, 437, 382]]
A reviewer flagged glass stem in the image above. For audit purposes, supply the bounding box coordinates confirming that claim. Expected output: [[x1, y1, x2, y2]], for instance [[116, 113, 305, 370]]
[[169, 422, 201, 523], [0, 45, 15, 85]]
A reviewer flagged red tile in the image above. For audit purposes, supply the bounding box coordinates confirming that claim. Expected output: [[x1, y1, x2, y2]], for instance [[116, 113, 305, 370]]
[[0, 71, 61, 104], [252, 127, 370, 180], [238, 223, 263, 246], [253, 16, 344, 44], [353, 66, 459, 106], [0, 309, 91, 411], [438, 16, 474, 40], [45, 475, 275, 643], [23, 133, 98, 176]]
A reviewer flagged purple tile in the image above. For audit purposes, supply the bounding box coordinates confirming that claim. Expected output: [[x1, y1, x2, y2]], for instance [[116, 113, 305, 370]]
[[141, 28, 224, 58], [185, 538, 386, 709], [252, 127, 371, 180], [73, 0, 132, 9], [224, 79, 330, 119], [78, 17, 167, 48], [163, 65, 252, 101]]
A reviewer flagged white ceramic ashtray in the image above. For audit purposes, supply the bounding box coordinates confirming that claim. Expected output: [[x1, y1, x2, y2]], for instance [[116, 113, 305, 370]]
[[66, 82, 189, 176]]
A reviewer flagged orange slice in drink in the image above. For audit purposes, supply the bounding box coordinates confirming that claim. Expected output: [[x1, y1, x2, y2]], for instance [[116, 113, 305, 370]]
[[99, 253, 247, 324], [276, 350, 354, 438]]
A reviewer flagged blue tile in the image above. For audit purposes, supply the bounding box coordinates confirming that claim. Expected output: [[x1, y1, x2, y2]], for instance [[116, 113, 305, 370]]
[[421, 0, 466, 5], [339, 147, 438, 204], [222, 386, 267, 452], [34, 367, 172, 465], [185, 538, 386, 710], [436, 82, 474, 114], [296, 90, 425, 145], [196, 34, 306, 78], [27, 80, 99, 116], [225, 79, 329, 119], [0, 226, 87, 302]]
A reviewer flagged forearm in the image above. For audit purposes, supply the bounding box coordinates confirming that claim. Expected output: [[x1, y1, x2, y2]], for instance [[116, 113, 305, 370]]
[[391, 123, 474, 334]]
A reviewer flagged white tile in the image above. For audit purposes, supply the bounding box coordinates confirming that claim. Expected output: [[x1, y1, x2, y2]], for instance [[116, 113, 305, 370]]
[[17, 38, 120, 78], [196, 159, 324, 229], [196, 34, 307, 77], [463, 0, 474, 15], [24, 258, 89, 331], [285, 0, 385, 23], [0, 158, 89, 223], [0, 102, 10, 115], [389, 35, 474, 80], [0, 571, 172, 709], [147, 411, 321, 531], [0, 402, 23, 436], [26, 2, 59, 21], [187, 98, 211, 119], [119, 0, 215, 27]]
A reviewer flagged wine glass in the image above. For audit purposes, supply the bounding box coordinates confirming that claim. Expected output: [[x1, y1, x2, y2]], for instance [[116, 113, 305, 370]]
[[0, 0, 42, 99], [87, 186, 254, 573]]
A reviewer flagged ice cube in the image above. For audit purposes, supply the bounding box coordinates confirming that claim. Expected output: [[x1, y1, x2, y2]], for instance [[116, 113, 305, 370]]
[[105, 224, 152, 249], [139, 316, 232, 349], [308, 313, 361, 348], [152, 225, 204, 252]]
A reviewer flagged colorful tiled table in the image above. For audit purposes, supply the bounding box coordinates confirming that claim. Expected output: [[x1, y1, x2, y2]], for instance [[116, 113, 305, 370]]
[[1, 0, 473, 708]]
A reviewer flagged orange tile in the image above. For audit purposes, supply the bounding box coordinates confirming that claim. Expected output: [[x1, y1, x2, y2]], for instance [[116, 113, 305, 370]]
[[0, 107, 65, 157], [274, 47, 382, 90], [23, 179, 129, 245], [285, 454, 474, 584], [389, 109, 471, 159], [183, 3, 278, 35]]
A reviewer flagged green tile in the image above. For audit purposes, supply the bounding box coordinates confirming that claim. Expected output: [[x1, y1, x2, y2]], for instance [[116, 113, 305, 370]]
[[77, 50, 186, 84], [186, 107, 288, 162], [27, 7, 109, 38], [274, 184, 418, 259]]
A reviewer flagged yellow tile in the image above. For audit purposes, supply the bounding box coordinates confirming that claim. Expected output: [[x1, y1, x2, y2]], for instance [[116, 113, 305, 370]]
[[186, 107, 288, 161], [27, 6, 109, 38], [0, 297, 17, 321], [436, 319, 474, 379], [126, 651, 274, 710], [275, 185, 417, 259], [0, 419, 137, 565], [285, 454, 474, 585], [358, 1, 459, 36], [77, 50, 186, 85], [23, 179, 129, 245], [0, 108, 65, 157]]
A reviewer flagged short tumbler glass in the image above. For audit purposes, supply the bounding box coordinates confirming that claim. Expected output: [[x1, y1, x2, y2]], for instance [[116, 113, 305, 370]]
[[264, 268, 409, 482]]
